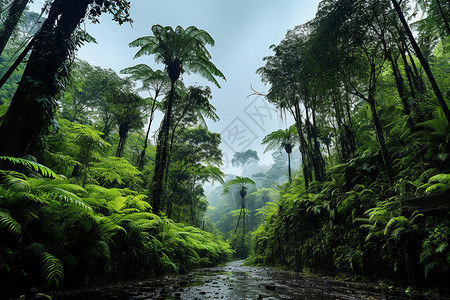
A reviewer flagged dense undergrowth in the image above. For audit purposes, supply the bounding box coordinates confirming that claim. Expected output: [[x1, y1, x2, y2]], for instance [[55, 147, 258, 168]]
[[245, 0, 450, 294], [0, 152, 231, 295], [247, 119, 450, 292]]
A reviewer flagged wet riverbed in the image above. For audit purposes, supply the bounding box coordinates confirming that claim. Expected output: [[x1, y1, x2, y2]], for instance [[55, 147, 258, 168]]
[[52, 260, 441, 300]]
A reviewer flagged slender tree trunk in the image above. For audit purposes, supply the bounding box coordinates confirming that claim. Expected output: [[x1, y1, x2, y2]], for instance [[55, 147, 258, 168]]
[[287, 152, 292, 184], [138, 96, 158, 170], [369, 99, 392, 183], [234, 207, 242, 234], [293, 102, 311, 189], [116, 123, 129, 157], [0, 0, 93, 157], [391, 0, 450, 124], [311, 97, 325, 180], [326, 143, 332, 162], [0, 35, 35, 90], [151, 79, 176, 214], [405, 45, 426, 93], [241, 195, 245, 246], [388, 51, 415, 130], [0, 0, 29, 56], [304, 99, 320, 182], [399, 44, 417, 100], [435, 0, 450, 34], [166, 195, 173, 219]]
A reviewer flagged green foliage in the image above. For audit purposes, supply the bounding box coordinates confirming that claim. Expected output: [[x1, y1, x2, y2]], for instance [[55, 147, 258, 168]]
[[0, 156, 59, 179], [40, 252, 64, 287], [420, 224, 450, 278], [129, 24, 226, 86], [0, 209, 21, 236], [0, 157, 231, 292], [91, 156, 143, 188]]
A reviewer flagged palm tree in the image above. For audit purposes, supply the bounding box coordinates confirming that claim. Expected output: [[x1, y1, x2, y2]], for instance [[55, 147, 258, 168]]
[[223, 176, 256, 245], [261, 125, 298, 183], [120, 65, 170, 170], [129, 25, 225, 214]]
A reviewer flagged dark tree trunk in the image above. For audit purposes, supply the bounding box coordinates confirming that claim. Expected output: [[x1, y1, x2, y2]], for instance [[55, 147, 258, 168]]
[[293, 102, 311, 189], [388, 51, 415, 130], [311, 97, 325, 181], [435, 0, 450, 34], [0, 0, 29, 56], [405, 44, 426, 94], [138, 94, 158, 170], [398, 43, 417, 100], [391, 0, 450, 124], [287, 151, 292, 184], [151, 79, 176, 214], [234, 205, 243, 234], [0, 35, 35, 90], [115, 123, 129, 157], [369, 96, 393, 185], [0, 0, 93, 157], [242, 196, 245, 246]]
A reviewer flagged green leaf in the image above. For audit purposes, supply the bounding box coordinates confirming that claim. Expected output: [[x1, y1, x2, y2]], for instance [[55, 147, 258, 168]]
[[0, 210, 21, 237], [40, 252, 64, 287], [0, 156, 59, 179]]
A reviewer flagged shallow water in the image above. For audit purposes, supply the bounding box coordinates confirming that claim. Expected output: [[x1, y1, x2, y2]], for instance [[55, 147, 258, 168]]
[[53, 260, 435, 300]]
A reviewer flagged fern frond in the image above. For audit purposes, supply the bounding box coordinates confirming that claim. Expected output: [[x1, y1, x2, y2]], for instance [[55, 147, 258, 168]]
[[41, 252, 64, 287], [0, 210, 21, 237], [384, 216, 408, 236], [3, 173, 30, 192], [425, 183, 449, 193], [0, 156, 59, 179], [428, 174, 450, 184]]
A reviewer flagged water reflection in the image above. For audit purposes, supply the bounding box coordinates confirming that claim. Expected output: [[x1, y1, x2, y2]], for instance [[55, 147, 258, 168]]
[[53, 260, 424, 300]]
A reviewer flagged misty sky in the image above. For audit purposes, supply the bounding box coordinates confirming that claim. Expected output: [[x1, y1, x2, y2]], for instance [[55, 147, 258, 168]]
[[29, 0, 321, 175]]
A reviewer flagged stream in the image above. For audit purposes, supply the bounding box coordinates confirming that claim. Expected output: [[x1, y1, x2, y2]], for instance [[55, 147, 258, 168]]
[[52, 260, 439, 300]]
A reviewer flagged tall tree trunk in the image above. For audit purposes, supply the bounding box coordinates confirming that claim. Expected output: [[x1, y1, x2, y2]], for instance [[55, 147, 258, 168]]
[[391, 0, 450, 124], [435, 0, 450, 34], [234, 206, 243, 234], [0, 0, 29, 56], [311, 96, 325, 181], [293, 102, 311, 189], [388, 51, 415, 130], [116, 123, 129, 157], [303, 100, 316, 183], [0, 35, 35, 90], [398, 43, 417, 100], [241, 195, 245, 246], [151, 79, 176, 214], [369, 99, 393, 184], [287, 151, 292, 184], [0, 0, 93, 157], [138, 95, 158, 170], [405, 44, 426, 93]]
